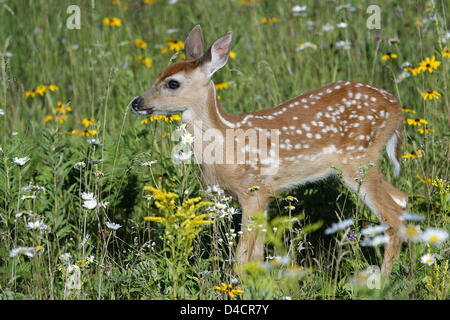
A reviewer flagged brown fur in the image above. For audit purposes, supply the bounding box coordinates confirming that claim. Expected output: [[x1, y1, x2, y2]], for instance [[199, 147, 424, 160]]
[[134, 27, 407, 275]]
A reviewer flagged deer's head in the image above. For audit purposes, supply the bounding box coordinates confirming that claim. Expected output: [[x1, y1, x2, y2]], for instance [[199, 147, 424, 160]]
[[132, 25, 232, 119]]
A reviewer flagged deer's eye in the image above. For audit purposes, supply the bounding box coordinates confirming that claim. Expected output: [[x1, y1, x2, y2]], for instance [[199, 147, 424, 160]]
[[167, 79, 180, 90]]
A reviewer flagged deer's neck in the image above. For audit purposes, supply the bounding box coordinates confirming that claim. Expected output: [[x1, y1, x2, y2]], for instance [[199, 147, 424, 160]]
[[183, 81, 240, 135]]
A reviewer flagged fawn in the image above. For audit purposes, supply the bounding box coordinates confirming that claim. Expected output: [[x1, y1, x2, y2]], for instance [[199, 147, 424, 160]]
[[132, 25, 408, 275]]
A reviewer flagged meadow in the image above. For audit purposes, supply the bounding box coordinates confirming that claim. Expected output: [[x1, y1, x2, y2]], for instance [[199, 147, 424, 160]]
[[0, 0, 448, 300]]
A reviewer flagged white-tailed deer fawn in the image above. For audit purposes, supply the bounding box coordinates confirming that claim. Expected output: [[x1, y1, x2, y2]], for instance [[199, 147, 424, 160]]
[[132, 25, 408, 275]]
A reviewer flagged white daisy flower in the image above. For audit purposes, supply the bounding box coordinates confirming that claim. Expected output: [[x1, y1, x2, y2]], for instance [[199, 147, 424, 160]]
[[398, 212, 426, 222], [167, 28, 179, 34], [83, 198, 98, 210], [284, 196, 298, 202], [400, 225, 422, 242], [215, 202, 226, 210], [106, 221, 121, 230], [140, 160, 158, 166], [361, 224, 389, 237], [173, 149, 192, 162], [74, 162, 86, 169], [206, 185, 224, 195], [13, 157, 30, 166], [324, 218, 354, 235], [337, 22, 347, 28], [421, 228, 448, 246], [81, 192, 95, 200], [321, 23, 334, 32], [26, 220, 47, 231], [9, 247, 35, 258], [395, 70, 411, 83], [270, 255, 290, 265], [296, 42, 317, 51], [361, 234, 390, 247], [401, 61, 412, 69], [335, 40, 351, 50], [22, 183, 45, 193], [292, 5, 307, 16], [181, 132, 195, 145], [21, 195, 36, 201], [87, 138, 103, 145], [420, 253, 435, 266]]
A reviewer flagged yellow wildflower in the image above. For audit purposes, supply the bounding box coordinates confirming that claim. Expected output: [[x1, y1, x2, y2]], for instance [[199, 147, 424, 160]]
[[103, 17, 121, 27], [417, 128, 435, 134], [261, 17, 278, 24], [82, 118, 96, 127], [248, 185, 260, 192], [418, 56, 441, 73], [135, 39, 147, 49], [144, 216, 166, 223], [54, 115, 68, 124], [54, 101, 72, 114], [112, 0, 129, 7], [136, 55, 152, 68], [47, 84, 59, 92], [35, 85, 47, 96], [421, 90, 440, 100], [143, 0, 157, 3], [215, 82, 229, 90], [405, 67, 420, 76], [381, 52, 397, 61], [229, 51, 236, 59], [214, 282, 244, 299], [406, 118, 428, 126], [94, 170, 104, 177], [401, 107, 416, 114], [169, 114, 181, 122], [167, 39, 184, 52], [78, 129, 98, 136], [443, 47, 450, 58], [388, 37, 400, 44], [140, 114, 181, 124], [25, 90, 36, 99], [402, 150, 424, 159]]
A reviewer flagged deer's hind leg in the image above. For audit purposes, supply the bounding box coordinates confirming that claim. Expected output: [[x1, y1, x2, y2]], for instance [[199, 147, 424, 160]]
[[341, 165, 405, 275]]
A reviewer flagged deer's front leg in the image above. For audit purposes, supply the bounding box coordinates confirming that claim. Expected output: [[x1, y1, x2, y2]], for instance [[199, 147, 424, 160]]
[[236, 195, 270, 263]]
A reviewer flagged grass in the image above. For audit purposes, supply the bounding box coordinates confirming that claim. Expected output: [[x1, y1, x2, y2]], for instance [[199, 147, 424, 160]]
[[0, 0, 448, 300]]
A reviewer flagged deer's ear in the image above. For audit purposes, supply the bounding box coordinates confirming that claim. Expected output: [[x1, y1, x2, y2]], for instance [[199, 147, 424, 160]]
[[202, 31, 232, 77], [185, 25, 204, 60]]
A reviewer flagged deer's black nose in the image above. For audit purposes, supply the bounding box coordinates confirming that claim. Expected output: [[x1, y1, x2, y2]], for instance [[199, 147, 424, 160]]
[[132, 96, 144, 110]]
